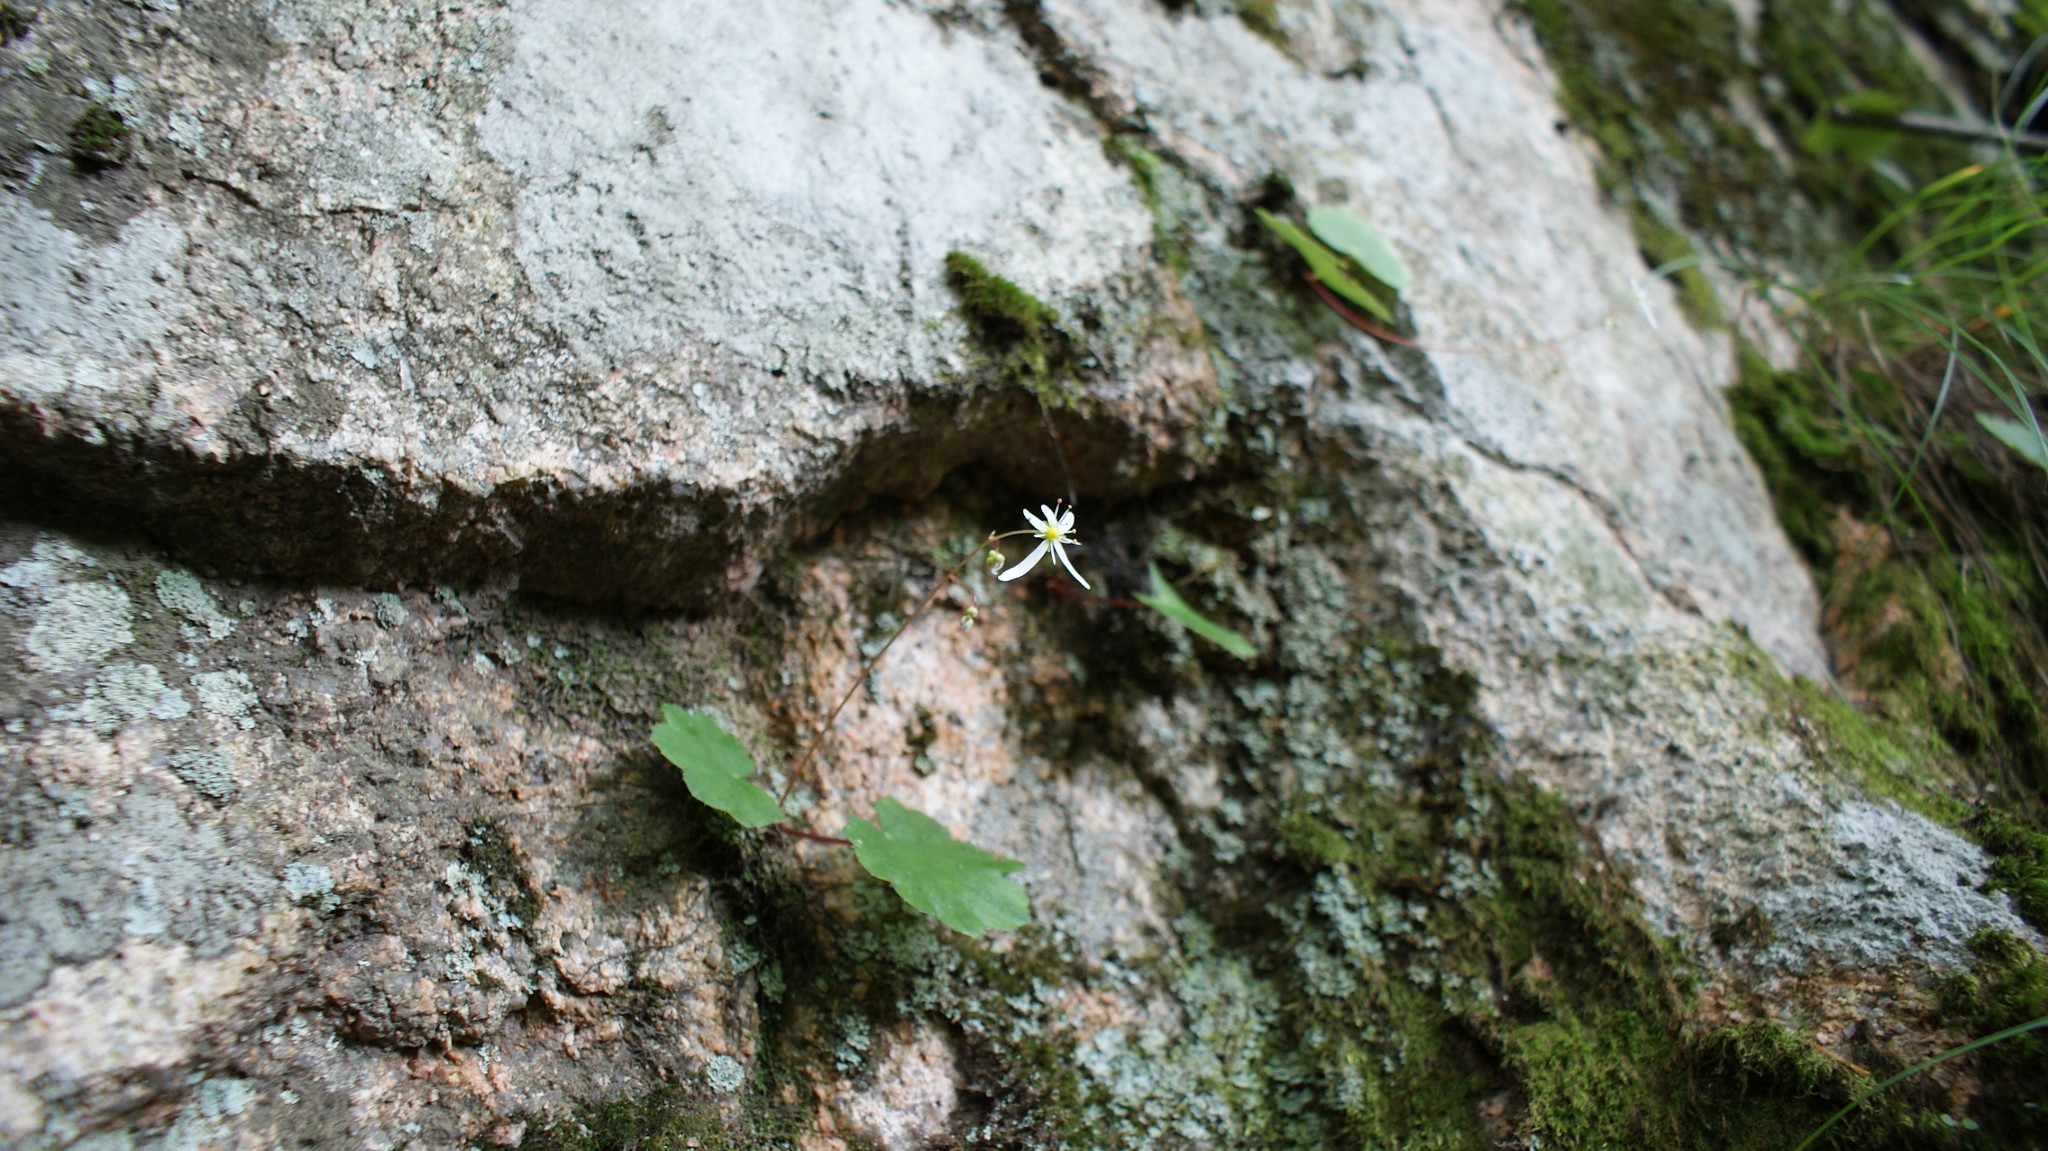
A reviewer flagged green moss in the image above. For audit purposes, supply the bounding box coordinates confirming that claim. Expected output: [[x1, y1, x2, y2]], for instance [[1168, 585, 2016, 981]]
[[1728, 347, 1864, 560], [1234, 0, 1287, 49], [1693, 1020, 1850, 1100], [1515, 0, 1977, 297], [1629, 207, 1722, 328], [1968, 809, 2048, 932], [67, 103, 130, 172], [1259, 749, 1937, 1151], [460, 820, 542, 927], [942, 250, 1077, 408], [1781, 676, 1971, 824], [0, 3, 35, 44], [1107, 138, 1190, 275]]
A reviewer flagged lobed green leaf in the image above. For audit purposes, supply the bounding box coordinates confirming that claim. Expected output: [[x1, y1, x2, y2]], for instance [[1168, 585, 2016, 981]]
[[1256, 208, 1395, 322], [845, 798, 1029, 936], [1306, 205, 1410, 292], [1135, 563, 1257, 659], [651, 704, 786, 828]]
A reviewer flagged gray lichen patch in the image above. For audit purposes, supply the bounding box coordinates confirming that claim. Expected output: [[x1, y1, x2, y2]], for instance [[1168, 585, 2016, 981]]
[[167, 748, 236, 801], [703, 1054, 745, 1094], [159, 1078, 260, 1150], [21, 582, 133, 674], [192, 669, 258, 728], [281, 862, 338, 913], [0, 537, 748, 1144], [0, 537, 134, 674], [371, 592, 406, 630], [156, 569, 237, 642], [69, 661, 190, 733]]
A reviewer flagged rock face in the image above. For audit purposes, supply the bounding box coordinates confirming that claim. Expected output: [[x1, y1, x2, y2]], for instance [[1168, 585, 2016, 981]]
[[0, 1, 2036, 1148]]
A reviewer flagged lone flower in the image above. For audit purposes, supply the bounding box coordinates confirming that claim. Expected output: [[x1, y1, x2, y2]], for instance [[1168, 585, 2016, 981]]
[[999, 504, 1091, 590]]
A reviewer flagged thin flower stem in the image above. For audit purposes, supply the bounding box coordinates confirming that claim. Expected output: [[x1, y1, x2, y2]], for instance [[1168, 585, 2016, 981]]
[[778, 529, 1034, 805], [1046, 581, 1142, 609]]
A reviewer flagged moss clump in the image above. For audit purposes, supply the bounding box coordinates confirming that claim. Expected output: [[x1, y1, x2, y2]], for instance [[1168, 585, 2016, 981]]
[[1629, 206, 1722, 328], [1780, 675, 1970, 824], [521, 1085, 807, 1151], [1516, 0, 1978, 299], [1107, 139, 1190, 275], [1968, 809, 2048, 931], [1692, 1019, 1853, 1102], [1930, 929, 2048, 1142], [460, 820, 542, 928], [1260, 718, 1921, 1151], [0, 3, 35, 44], [67, 103, 131, 172], [942, 250, 1077, 408], [1111, 515, 1924, 1150], [1234, 0, 1287, 48]]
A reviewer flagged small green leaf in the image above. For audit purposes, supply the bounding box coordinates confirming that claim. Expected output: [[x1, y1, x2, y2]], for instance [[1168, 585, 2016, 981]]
[[1978, 412, 2048, 472], [1804, 91, 1905, 162], [651, 705, 785, 828], [1305, 205, 1410, 292], [1135, 563, 1257, 660], [1803, 118, 1899, 162], [1256, 208, 1395, 322], [845, 798, 1029, 936]]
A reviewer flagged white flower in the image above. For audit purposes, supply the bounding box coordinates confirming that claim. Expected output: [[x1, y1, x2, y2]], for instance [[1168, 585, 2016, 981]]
[[998, 504, 1091, 590]]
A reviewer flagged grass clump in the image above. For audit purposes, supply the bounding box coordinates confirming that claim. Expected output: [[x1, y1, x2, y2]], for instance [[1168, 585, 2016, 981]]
[[1928, 929, 2048, 1143], [1729, 151, 2048, 838], [943, 250, 1077, 408]]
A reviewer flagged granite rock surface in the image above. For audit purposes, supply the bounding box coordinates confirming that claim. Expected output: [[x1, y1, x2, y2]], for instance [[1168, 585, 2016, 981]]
[[0, 0, 2034, 1147]]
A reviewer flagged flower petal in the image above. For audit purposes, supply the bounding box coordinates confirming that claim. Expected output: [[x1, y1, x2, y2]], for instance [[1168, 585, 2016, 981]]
[[1057, 508, 1075, 533], [1050, 541, 1091, 590], [1022, 507, 1047, 532], [997, 541, 1050, 582]]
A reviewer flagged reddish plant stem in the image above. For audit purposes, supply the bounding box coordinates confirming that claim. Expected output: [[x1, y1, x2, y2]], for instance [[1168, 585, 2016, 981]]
[[1306, 275, 1424, 346], [777, 530, 1029, 807]]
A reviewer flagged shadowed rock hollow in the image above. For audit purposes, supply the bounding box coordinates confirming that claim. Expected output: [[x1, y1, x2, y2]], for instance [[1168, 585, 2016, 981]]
[[1, 1, 2040, 1148]]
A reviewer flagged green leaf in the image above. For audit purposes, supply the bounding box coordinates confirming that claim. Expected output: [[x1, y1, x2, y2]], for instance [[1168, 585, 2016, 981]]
[[1977, 412, 2048, 472], [1306, 205, 1410, 292], [651, 705, 785, 828], [1135, 563, 1257, 660], [845, 798, 1029, 936], [1804, 91, 1905, 163], [1256, 208, 1394, 322]]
